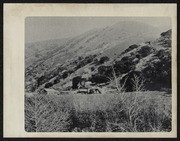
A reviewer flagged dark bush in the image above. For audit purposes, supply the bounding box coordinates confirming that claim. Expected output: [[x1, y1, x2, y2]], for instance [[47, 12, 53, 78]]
[[161, 29, 171, 37], [114, 58, 135, 74], [85, 55, 95, 63], [93, 58, 99, 65], [36, 66, 64, 87], [68, 69, 75, 74], [136, 54, 141, 59], [98, 66, 113, 77], [75, 63, 84, 70], [73, 112, 93, 129], [62, 71, 68, 79], [121, 56, 129, 62], [142, 57, 171, 91], [90, 74, 110, 84], [99, 56, 110, 64], [75, 55, 96, 70], [72, 76, 82, 89], [78, 56, 83, 60], [91, 66, 95, 71], [45, 82, 53, 88], [129, 44, 139, 50], [120, 71, 142, 92], [155, 49, 169, 59], [123, 44, 139, 54], [138, 46, 153, 58], [53, 77, 60, 84], [37, 76, 46, 86]]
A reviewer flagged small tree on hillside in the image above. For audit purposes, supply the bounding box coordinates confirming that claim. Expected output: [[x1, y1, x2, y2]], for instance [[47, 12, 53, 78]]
[[110, 66, 127, 93], [131, 74, 146, 92]]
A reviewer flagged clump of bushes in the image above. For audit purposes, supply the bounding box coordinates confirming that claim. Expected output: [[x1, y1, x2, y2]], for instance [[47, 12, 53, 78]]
[[114, 58, 135, 74], [93, 56, 109, 65], [137, 45, 154, 58], [75, 55, 96, 70], [122, 44, 139, 54], [36, 66, 65, 87]]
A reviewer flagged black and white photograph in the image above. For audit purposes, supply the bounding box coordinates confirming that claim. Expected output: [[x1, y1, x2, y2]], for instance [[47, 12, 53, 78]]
[[25, 17, 172, 132]]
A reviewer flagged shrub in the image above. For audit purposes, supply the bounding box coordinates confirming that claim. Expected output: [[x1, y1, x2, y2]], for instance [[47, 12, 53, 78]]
[[72, 76, 82, 89], [129, 44, 139, 50], [44, 82, 53, 88], [25, 94, 73, 132], [131, 74, 146, 92], [98, 65, 113, 77], [161, 29, 171, 37], [62, 71, 68, 79], [90, 74, 110, 84], [91, 66, 95, 71], [123, 44, 139, 53], [99, 56, 110, 64], [75, 55, 95, 70], [120, 71, 142, 92], [138, 46, 153, 58], [142, 51, 171, 91], [93, 58, 99, 65], [78, 56, 83, 60], [114, 59, 135, 74]]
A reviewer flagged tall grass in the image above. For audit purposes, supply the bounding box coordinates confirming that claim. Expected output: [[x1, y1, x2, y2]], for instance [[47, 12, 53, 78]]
[[71, 92, 171, 132], [25, 90, 171, 132], [25, 94, 74, 132], [25, 74, 171, 132]]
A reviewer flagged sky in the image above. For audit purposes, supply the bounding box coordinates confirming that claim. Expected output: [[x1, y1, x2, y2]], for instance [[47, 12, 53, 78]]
[[25, 17, 171, 43]]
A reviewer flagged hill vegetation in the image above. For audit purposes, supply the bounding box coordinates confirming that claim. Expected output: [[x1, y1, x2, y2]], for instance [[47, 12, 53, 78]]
[[25, 21, 172, 132], [25, 28, 171, 93]]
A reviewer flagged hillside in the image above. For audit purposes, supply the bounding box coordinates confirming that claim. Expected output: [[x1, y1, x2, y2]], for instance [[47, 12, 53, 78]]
[[25, 21, 171, 92], [25, 38, 69, 68]]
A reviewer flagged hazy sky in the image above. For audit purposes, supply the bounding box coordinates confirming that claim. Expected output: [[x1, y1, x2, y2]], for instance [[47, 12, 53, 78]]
[[25, 17, 171, 43]]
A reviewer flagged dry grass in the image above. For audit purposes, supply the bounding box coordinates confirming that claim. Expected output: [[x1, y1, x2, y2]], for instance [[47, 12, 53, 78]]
[[25, 94, 74, 132], [25, 90, 171, 132]]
